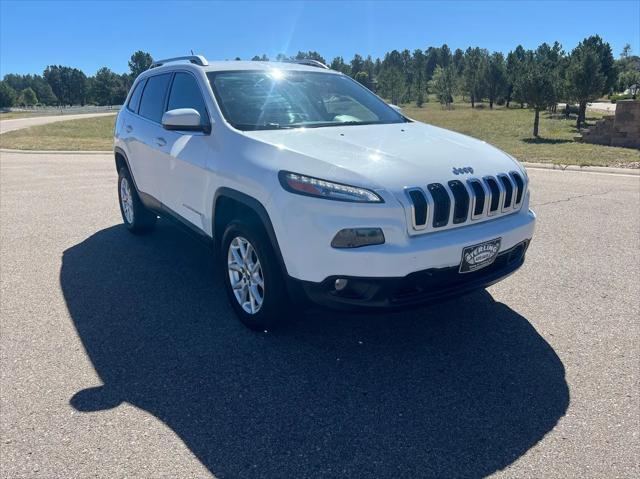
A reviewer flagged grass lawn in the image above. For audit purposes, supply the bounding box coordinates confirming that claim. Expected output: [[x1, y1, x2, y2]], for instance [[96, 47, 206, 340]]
[[0, 111, 53, 120], [0, 102, 638, 167], [0, 115, 115, 150], [403, 102, 639, 167]]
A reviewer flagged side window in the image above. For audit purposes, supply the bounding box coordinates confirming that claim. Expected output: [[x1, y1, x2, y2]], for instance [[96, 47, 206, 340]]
[[166, 72, 210, 126], [127, 79, 146, 113], [139, 73, 171, 123]]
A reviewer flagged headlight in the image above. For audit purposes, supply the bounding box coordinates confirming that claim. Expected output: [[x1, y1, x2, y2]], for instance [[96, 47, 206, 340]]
[[278, 171, 383, 203]]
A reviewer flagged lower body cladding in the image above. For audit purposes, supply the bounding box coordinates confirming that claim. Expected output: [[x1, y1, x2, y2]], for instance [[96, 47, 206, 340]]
[[294, 240, 529, 310], [283, 208, 536, 310]]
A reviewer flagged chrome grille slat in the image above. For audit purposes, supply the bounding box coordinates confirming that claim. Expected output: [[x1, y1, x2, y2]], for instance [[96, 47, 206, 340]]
[[406, 170, 527, 235], [468, 179, 487, 219], [427, 183, 451, 228], [510, 171, 525, 206], [405, 188, 430, 230], [448, 180, 470, 224], [484, 176, 503, 215], [498, 174, 516, 211]]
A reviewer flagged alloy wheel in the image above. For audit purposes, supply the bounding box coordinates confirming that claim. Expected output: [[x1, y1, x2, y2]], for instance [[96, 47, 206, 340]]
[[120, 177, 134, 224], [227, 236, 265, 314]]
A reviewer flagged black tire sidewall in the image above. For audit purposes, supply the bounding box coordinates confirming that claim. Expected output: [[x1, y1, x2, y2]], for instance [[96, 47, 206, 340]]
[[117, 167, 156, 233], [220, 221, 288, 330], [117, 171, 135, 228]]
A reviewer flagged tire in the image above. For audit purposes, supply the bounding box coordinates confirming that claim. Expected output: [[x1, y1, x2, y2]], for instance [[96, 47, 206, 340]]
[[118, 167, 157, 234], [220, 220, 290, 330]]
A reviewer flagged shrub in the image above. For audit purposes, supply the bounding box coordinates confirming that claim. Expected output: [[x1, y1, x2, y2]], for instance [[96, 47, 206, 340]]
[[609, 93, 634, 103]]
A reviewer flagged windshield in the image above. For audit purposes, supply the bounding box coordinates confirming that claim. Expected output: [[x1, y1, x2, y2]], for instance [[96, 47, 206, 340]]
[[207, 70, 407, 130]]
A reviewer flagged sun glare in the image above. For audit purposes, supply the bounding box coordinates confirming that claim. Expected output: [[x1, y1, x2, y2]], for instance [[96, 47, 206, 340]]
[[269, 69, 285, 80]]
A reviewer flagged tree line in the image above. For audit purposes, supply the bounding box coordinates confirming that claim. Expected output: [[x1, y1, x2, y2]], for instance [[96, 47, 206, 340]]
[[259, 37, 638, 135], [0, 51, 153, 110], [1, 37, 638, 136]]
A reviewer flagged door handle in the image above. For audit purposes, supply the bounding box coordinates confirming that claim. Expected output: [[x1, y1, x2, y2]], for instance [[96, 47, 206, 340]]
[[125, 125, 133, 133], [154, 137, 167, 147]]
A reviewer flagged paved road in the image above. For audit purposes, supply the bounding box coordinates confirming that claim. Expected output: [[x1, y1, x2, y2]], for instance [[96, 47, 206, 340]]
[[1, 152, 638, 478], [587, 102, 617, 113], [0, 112, 117, 134], [557, 102, 617, 113]]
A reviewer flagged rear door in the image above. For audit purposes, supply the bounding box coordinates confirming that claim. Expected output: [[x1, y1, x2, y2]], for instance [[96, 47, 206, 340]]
[[119, 78, 148, 189], [156, 71, 214, 230], [129, 73, 172, 201]]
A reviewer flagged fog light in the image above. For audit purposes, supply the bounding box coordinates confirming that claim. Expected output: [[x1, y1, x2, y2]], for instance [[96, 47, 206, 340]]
[[331, 228, 385, 248], [334, 278, 349, 291]]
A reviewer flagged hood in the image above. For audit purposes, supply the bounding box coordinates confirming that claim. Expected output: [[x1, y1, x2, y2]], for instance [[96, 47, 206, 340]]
[[243, 121, 523, 192]]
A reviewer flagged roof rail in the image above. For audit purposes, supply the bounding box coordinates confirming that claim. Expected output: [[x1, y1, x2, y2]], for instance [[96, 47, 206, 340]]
[[149, 55, 209, 69], [286, 59, 330, 69]]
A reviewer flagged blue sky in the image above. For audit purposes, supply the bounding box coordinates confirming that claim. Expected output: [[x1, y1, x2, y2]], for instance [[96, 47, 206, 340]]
[[1, 0, 638, 76]]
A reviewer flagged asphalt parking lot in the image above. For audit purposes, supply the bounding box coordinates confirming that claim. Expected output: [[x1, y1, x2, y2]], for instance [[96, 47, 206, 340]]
[[1, 151, 638, 478]]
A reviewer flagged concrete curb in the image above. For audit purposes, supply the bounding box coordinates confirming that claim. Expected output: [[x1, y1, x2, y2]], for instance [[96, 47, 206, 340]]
[[522, 161, 640, 176]]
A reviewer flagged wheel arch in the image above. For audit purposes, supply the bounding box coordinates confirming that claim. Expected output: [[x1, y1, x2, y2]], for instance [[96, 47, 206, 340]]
[[114, 146, 129, 172], [212, 188, 289, 276], [114, 147, 141, 192]]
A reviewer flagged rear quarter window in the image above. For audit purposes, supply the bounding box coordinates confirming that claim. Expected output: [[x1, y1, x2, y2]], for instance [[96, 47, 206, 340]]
[[126, 79, 146, 114], [138, 73, 172, 123]]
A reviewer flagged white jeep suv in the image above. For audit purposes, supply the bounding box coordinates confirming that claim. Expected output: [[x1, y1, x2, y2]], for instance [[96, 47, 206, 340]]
[[114, 55, 536, 329]]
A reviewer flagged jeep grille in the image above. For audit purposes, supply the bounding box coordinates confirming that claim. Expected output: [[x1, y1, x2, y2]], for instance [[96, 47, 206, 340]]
[[405, 171, 526, 233]]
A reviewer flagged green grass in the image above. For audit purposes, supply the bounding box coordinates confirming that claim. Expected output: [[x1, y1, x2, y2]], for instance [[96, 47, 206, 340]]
[[0, 111, 51, 120], [402, 102, 639, 167], [0, 115, 115, 150], [0, 102, 638, 167]]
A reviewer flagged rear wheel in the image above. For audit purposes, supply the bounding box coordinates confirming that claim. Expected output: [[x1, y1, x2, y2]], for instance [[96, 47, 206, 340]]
[[220, 220, 290, 330], [118, 168, 156, 234]]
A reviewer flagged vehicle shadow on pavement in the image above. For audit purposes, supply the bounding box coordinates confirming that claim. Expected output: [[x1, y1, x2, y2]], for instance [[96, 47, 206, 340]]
[[61, 221, 569, 479]]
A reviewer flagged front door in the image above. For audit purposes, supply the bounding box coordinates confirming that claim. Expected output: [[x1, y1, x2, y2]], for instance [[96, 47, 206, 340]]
[[156, 72, 214, 231]]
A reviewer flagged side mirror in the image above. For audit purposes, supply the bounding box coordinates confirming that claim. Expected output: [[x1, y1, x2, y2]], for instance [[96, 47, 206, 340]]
[[388, 103, 403, 114], [162, 108, 209, 133]]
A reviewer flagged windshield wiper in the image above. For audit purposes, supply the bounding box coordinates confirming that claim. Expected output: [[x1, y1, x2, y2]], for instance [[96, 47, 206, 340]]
[[235, 120, 400, 131], [234, 122, 286, 130]]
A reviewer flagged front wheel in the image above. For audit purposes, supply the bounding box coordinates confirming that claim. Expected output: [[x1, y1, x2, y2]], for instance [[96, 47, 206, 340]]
[[118, 168, 156, 234], [220, 221, 290, 330]]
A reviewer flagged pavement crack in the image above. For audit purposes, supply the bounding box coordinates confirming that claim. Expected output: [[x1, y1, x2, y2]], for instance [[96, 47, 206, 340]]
[[531, 189, 614, 207]]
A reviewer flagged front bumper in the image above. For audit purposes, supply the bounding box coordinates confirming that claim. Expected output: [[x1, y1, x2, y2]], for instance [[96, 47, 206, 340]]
[[272, 185, 536, 282], [293, 240, 529, 310]]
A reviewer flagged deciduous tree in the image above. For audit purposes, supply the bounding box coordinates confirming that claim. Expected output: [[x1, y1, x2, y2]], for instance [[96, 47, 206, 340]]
[[2, 74, 57, 105], [19, 87, 38, 106]]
